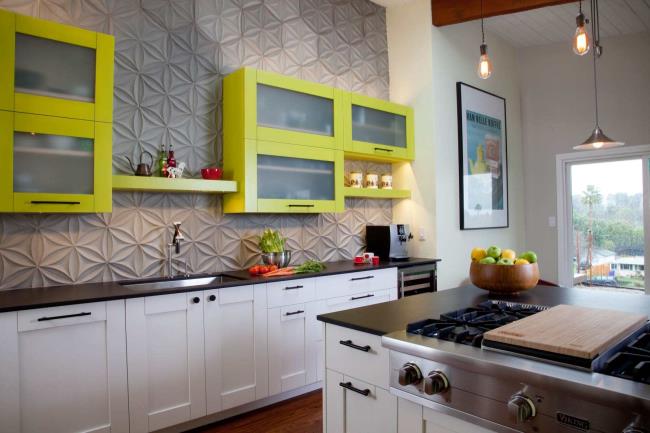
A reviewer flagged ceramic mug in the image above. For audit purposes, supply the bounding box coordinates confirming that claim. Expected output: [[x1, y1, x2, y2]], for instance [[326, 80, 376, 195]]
[[381, 174, 393, 190], [365, 173, 379, 189], [349, 171, 363, 188]]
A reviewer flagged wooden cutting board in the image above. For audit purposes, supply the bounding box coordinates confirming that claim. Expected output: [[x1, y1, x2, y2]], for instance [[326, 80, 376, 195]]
[[483, 304, 648, 360]]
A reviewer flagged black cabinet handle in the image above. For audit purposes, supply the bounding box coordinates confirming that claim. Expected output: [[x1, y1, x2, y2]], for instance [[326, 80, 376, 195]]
[[208, 295, 216, 302], [374, 147, 394, 153], [284, 285, 303, 290], [350, 275, 374, 281], [192, 297, 200, 304], [339, 339, 371, 352], [350, 294, 374, 301], [339, 382, 370, 396], [30, 200, 81, 205], [285, 310, 304, 316], [287, 204, 315, 208], [38, 312, 91, 321]]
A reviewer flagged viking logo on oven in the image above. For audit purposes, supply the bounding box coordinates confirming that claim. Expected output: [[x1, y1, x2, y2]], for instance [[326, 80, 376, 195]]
[[556, 412, 590, 431]]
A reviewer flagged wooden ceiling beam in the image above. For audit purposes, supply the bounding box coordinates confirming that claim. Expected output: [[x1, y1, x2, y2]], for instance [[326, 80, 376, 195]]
[[431, 0, 578, 27]]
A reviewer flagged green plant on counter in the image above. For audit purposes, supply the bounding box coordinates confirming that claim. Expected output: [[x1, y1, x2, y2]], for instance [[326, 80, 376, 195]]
[[294, 260, 326, 274], [258, 228, 286, 253]]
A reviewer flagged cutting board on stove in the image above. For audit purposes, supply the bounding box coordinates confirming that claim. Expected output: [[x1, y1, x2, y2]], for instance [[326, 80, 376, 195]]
[[483, 304, 647, 360]]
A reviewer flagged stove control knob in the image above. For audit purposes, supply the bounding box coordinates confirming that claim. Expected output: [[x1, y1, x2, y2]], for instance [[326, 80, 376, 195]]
[[423, 371, 449, 395], [508, 393, 536, 424], [398, 362, 422, 386]]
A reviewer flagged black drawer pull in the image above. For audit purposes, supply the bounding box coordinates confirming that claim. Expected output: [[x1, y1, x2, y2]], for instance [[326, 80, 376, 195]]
[[284, 285, 303, 290], [350, 294, 374, 301], [38, 312, 91, 321], [285, 310, 304, 316], [287, 204, 315, 208], [208, 295, 216, 302], [350, 275, 374, 281], [339, 339, 371, 352], [31, 200, 81, 205], [339, 382, 370, 396], [374, 147, 393, 153]]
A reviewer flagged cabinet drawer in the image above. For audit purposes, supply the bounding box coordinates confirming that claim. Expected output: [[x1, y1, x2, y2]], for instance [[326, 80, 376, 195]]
[[18, 302, 106, 332], [267, 278, 316, 308], [316, 268, 397, 299], [326, 324, 388, 389], [326, 289, 390, 313]]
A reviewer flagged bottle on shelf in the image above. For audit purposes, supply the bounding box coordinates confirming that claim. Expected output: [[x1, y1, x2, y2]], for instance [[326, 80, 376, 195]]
[[167, 144, 177, 171], [158, 143, 168, 177]]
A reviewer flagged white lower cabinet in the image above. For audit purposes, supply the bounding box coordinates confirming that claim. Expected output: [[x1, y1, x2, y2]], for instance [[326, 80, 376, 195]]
[[0, 301, 129, 433], [126, 293, 206, 433], [204, 285, 268, 413], [268, 303, 310, 394], [326, 369, 397, 433], [397, 398, 498, 433]]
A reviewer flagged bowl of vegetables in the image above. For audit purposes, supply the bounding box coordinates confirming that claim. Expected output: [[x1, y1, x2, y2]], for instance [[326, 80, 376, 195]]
[[259, 228, 291, 267], [261, 251, 292, 268]]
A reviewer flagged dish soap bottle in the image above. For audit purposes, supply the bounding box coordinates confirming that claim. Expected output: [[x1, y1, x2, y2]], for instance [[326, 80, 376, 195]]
[[158, 144, 168, 177]]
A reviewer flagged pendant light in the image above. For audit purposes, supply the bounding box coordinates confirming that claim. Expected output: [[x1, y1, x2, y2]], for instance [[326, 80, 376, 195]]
[[573, 0, 590, 56], [477, 0, 492, 79], [574, 0, 623, 150]]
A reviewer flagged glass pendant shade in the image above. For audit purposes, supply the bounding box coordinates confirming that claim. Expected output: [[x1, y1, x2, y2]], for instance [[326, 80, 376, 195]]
[[573, 13, 590, 55], [573, 126, 624, 150], [477, 44, 492, 79]]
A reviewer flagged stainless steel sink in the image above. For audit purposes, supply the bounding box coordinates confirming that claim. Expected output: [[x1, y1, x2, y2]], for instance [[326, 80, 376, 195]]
[[120, 275, 242, 291]]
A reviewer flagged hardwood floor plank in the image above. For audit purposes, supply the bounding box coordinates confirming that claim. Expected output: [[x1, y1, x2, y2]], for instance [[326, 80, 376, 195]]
[[190, 391, 323, 433]]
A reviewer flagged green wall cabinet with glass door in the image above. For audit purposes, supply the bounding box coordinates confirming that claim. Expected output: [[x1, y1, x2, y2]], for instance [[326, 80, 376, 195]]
[[0, 10, 114, 213]]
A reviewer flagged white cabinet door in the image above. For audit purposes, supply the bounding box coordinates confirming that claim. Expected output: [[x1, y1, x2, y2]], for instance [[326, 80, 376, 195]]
[[268, 303, 308, 395], [325, 369, 397, 433], [397, 398, 499, 433], [0, 301, 128, 433], [204, 284, 268, 414], [126, 293, 206, 433]]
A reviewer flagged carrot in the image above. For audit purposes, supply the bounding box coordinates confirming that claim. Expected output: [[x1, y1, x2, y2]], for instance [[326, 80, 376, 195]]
[[261, 267, 295, 277]]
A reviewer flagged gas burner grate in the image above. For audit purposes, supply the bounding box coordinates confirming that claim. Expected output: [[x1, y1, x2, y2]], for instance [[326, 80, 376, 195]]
[[602, 351, 650, 384]]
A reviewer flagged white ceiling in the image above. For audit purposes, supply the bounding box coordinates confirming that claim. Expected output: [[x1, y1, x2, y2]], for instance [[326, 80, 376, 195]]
[[484, 0, 650, 47]]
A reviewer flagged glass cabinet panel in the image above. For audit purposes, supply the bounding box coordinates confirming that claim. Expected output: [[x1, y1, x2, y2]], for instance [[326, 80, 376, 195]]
[[257, 155, 334, 200], [13, 132, 94, 194], [257, 84, 333, 136], [15, 33, 96, 101], [352, 105, 406, 148]]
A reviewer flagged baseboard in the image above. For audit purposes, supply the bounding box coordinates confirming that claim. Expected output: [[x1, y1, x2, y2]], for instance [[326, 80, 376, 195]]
[[155, 382, 323, 433]]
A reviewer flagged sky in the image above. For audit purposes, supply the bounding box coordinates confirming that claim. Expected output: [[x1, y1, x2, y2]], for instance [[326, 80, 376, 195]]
[[571, 158, 644, 198]]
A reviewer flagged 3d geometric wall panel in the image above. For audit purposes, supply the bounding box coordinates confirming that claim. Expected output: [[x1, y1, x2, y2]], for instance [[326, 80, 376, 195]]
[[0, 0, 391, 290]]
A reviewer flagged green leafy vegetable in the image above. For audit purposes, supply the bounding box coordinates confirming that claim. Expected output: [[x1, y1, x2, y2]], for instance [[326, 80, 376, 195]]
[[294, 260, 326, 274], [258, 228, 286, 253]]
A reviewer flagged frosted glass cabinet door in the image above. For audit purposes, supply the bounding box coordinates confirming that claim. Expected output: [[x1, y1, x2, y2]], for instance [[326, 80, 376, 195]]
[[257, 84, 334, 136], [352, 105, 406, 148], [13, 131, 94, 194], [257, 155, 335, 200], [15, 33, 95, 101]]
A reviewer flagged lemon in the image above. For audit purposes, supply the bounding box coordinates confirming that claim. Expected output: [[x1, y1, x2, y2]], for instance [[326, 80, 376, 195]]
[[471, 247, 487, 262], [514, 258, 530, 265], [501, 249, 516, 260]]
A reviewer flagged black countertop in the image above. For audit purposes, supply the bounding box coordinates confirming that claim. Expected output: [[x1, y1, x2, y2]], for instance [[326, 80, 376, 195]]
[[0, 257, 439, 313], [317, 285, 650, 336]]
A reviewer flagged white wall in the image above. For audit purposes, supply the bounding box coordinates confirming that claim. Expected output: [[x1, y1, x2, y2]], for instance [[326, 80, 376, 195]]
[[388, 0, 526, 290], [519, 32, 650, 283]]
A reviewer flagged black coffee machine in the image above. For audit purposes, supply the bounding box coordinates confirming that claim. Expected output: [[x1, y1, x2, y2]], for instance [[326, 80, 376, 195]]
[[365, 224, 412, 261]]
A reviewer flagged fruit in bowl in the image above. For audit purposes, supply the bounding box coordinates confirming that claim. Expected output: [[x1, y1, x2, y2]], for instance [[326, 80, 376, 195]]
[[200, 167, 223, 180], [469, 246, 540, 293]]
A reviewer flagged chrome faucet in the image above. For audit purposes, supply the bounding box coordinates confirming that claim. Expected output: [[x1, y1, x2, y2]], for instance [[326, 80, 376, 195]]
[[167, 222, 189, 278]]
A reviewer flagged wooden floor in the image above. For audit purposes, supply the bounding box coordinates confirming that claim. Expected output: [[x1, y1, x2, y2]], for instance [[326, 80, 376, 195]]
[[192, 391, 323, 433]]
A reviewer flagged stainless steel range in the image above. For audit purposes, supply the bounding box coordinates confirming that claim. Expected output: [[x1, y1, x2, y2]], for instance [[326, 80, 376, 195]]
[[382, 300, 650, 433]]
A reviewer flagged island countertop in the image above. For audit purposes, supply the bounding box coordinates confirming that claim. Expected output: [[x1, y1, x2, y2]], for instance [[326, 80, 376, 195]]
[[317, 285, 650, 336]]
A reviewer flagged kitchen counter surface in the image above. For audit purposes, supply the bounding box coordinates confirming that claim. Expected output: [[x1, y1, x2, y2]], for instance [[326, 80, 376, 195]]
[[317, 284, 650, 336], [0, 257, 439, 313]]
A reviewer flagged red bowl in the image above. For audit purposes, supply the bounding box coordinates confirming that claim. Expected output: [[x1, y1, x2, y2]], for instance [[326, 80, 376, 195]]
[[201, 167, 223, 180]]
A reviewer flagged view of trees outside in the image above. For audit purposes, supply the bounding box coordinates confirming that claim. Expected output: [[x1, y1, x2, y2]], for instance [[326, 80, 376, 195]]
[[571, 159, 645, 292]]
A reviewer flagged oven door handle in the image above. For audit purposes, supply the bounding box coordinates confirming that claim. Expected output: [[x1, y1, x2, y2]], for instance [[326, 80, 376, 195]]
[[339, 381, 370, 396], [339, 339, 371, 352]]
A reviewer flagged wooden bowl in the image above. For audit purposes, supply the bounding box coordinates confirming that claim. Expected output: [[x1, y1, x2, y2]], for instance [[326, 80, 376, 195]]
[[469, 262, 540, 294]]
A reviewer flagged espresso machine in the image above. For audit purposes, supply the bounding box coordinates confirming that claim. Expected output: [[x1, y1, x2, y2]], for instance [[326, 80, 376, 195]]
[[365, 224, 413, 261]]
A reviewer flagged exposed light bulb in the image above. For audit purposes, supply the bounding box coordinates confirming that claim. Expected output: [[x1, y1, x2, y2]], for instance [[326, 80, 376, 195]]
[[573, 12, 590, 55], [477, 44, 492, 79]]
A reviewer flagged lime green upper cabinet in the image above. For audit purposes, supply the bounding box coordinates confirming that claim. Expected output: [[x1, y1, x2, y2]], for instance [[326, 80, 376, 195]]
[[0, 9, 114, 123], [343, 92, 414, 162], [224, 68, 344, 150]]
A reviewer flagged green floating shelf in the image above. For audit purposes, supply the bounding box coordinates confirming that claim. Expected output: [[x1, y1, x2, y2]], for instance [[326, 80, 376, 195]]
[[343, 186, 410, 199], [112, 175, 237, 194]]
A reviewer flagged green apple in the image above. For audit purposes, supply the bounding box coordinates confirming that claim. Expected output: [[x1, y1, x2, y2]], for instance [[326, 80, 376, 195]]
[[497, 258, 514, 265], [519, 251, 538, 264], [486, 246, 501, 259], [479, 257, 496, 265]]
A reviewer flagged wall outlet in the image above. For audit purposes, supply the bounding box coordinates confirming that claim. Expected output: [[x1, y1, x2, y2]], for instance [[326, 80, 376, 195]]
[[418, 227, 426, 241], [548, 216, 556, 227]]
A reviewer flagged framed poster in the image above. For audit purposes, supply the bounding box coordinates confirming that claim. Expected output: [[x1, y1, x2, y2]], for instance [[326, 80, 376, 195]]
[[456, 82, 508, 230]]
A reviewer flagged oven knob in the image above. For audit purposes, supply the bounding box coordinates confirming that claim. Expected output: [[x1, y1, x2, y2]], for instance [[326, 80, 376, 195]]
[[423, 371, 449, 395], [507, 393, 536, 423], [398, 362, 422, 386]]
